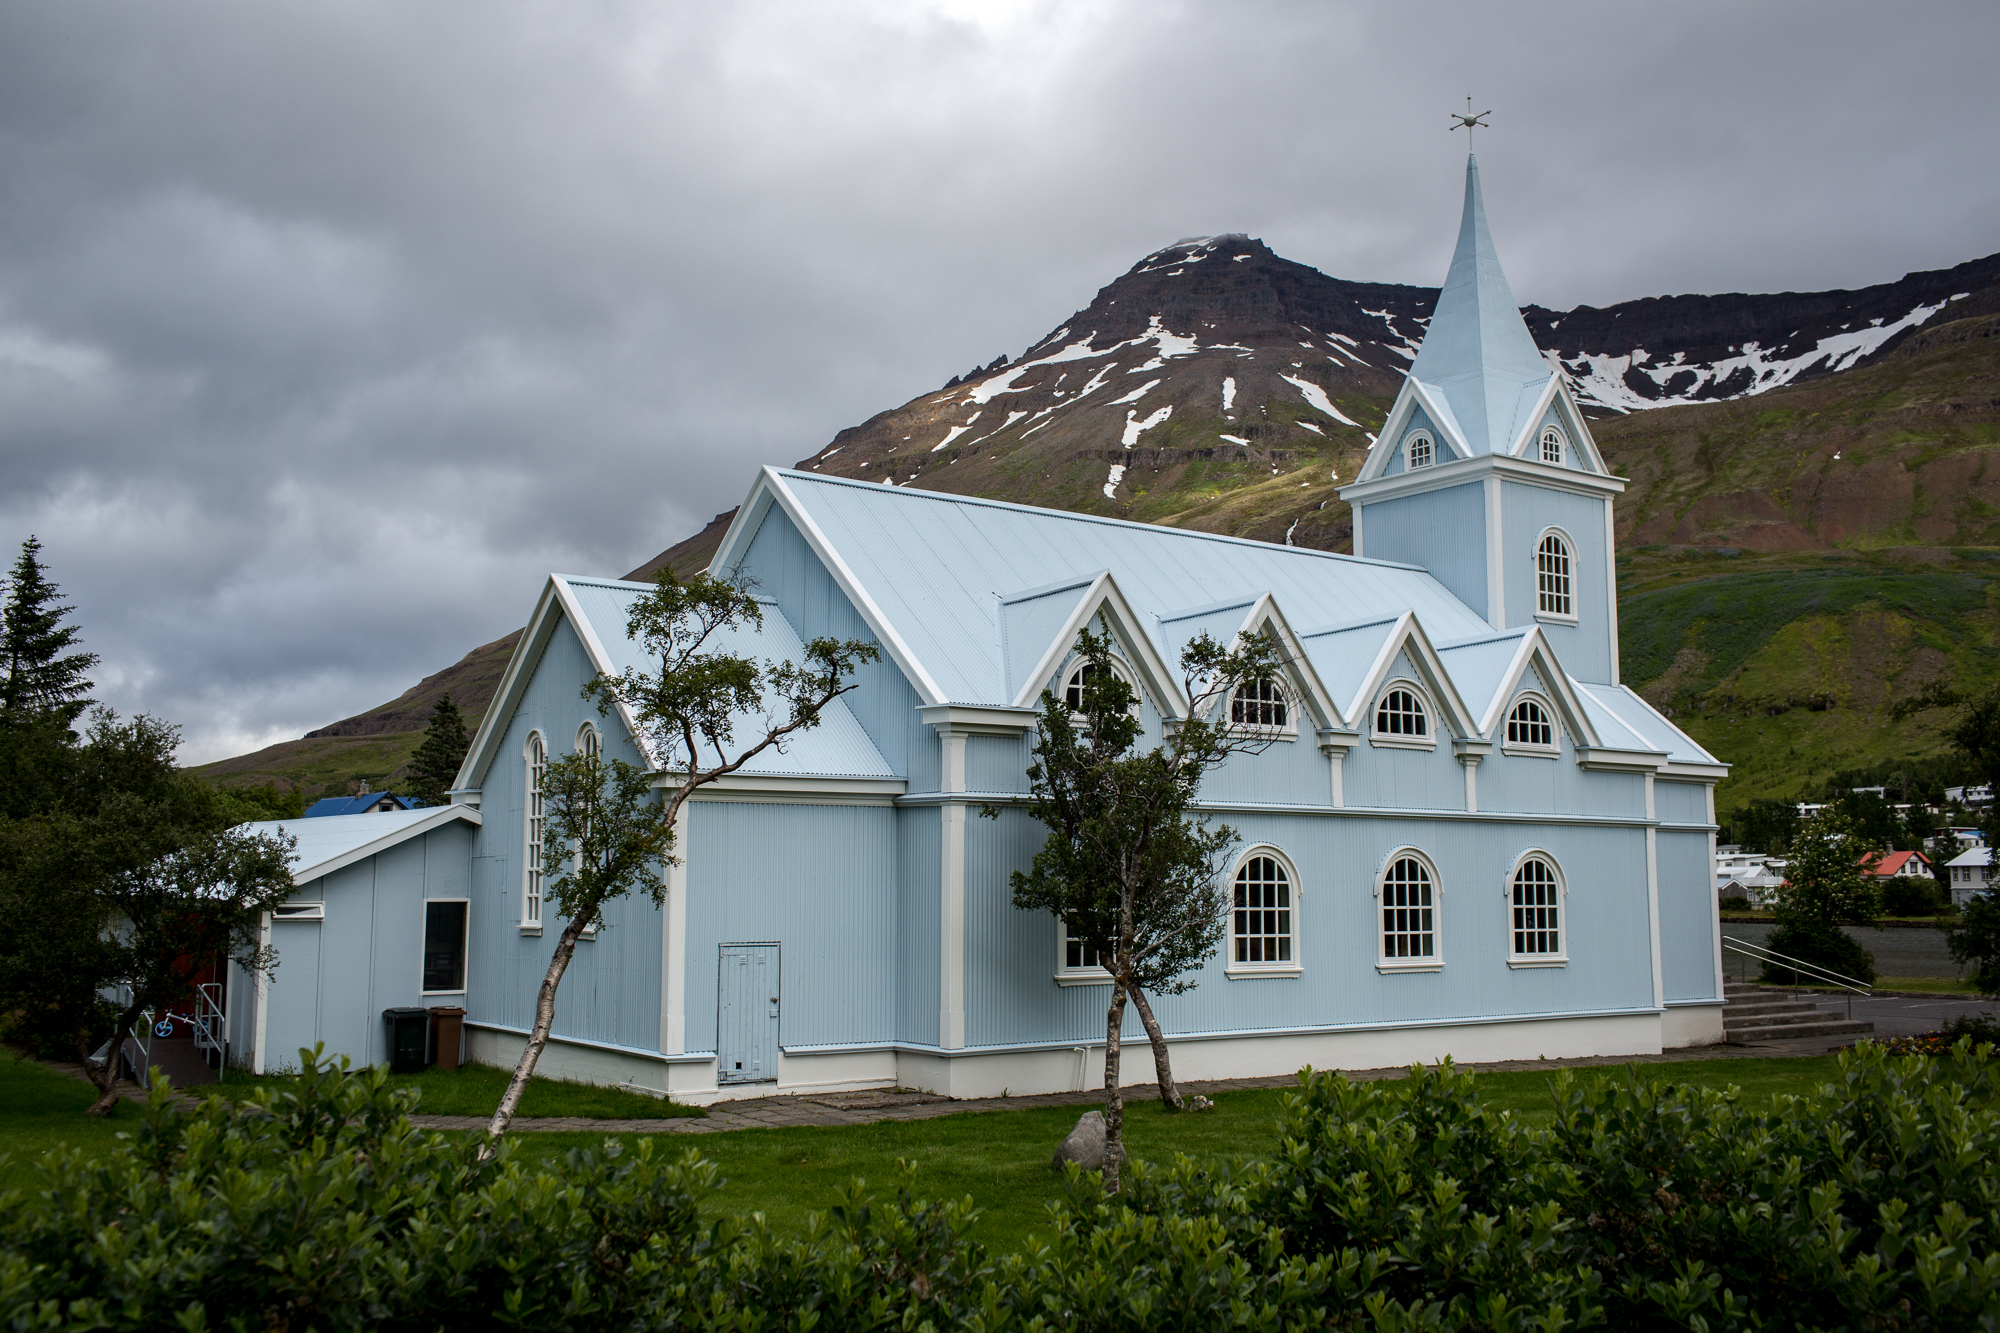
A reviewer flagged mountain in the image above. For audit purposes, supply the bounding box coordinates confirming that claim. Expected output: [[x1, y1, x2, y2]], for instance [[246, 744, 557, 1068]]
[[197, 238, 2000, 812]]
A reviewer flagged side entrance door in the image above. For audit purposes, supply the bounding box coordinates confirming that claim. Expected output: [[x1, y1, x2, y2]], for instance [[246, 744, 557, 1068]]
[[717, 943, 779, 1085]]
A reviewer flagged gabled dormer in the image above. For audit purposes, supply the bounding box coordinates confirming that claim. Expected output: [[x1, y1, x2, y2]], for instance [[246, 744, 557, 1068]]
[[1340, 154, 1626, 685]]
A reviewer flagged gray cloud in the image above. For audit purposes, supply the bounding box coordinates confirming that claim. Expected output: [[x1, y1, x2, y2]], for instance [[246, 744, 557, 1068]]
[[1, 0, 1994, 762]]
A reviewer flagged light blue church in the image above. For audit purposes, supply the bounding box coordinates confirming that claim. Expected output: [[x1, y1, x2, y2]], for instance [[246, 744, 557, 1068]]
[[234, 157, 1728, 1102]]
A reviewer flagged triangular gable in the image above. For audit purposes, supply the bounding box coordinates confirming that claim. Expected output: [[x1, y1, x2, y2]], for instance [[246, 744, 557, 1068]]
[[1343, 611, 1480, 738], [1160, 592, 1346, 730], [1009, 570, 1183, 718], [999, 576, 1097, 703], [1357, 376, 1474, 482], [1504, 372, 1610, 475], [1459, 625, 1602, 748], [710, 466, 948, 706]]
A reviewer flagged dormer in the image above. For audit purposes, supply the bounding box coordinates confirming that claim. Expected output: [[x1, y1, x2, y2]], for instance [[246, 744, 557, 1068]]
[[1339, 154, 1625, 686]]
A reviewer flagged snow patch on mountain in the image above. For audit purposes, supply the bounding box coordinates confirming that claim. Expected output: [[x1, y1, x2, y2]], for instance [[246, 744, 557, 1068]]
[[1281, 374, 1362, 427], [1122, 404, 1172, 446], [1222, 377, 1236, 412], [1103, 463, 1127, 498]]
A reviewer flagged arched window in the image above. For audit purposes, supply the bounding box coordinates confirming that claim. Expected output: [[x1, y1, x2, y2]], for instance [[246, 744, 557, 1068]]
[[1405, 430, 1434, 470], [1230, 678, 1288, 728], [1379, 853, 1437, 963], [1536, 532, 1574, 617], [1540, 425, 1565, 465], [577, 722, 600, 758], [1510, 855, 1564, 962], [1506, 696, 1555, 749], [1062, 659, 1138, 715], [522, 731, 546, 929], [1232, 853, 1293, 966], [1375, 686, 1429, 738]]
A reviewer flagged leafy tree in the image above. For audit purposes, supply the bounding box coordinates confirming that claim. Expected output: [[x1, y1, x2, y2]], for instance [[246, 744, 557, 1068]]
[[1946, 895, 2000, 995], [1, 536, 98, 730], [485, 570, 878, 1144], [1006, 624, 1286, 1191], [1765, 806, 1879, 986], [212, 781, 305, 824], [1723, 797, 1801, 854], [405, 692, 470, 806]]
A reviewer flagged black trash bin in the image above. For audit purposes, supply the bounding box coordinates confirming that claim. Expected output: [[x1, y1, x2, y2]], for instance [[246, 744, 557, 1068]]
[[383, 1007, 430, 1074]]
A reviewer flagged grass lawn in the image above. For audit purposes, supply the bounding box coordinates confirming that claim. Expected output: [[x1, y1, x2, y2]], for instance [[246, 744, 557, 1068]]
[[0, 1049, 1857, 1252], [211, 1060, 705, 1120]]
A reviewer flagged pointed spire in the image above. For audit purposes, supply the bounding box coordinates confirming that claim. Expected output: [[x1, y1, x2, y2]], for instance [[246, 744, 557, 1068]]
[[1405, 154, 1555, 456]]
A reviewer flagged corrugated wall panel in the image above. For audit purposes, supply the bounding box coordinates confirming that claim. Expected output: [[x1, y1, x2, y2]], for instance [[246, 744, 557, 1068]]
[[738, 505, 922, 776], [1655, 780, 1709, 826], [686, 800, 897, 1053], [1199, 731, 1333, 808], [1658, 830, 1718, 1001], [897, 806, 942, 1045], [967, 733, 1032, 794], [1359, 482, 1488, 619]]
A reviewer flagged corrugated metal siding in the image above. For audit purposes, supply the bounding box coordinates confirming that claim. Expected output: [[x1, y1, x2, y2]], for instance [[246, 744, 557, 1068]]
[[1358, 483, 1488, 619], [778, 471, 1493, 711], [897, 807, 942, 1045], [464, 616, 664, 1053], [967, 733, 1032, 794], [1500, 483, 1613, 682], [736, 506, 921, 777], [1655, 781, 1709, 826], [965, 809, 1656, 1050], [1658, 830, 1719, 1002], [686, 801, 897, 1052], [1200, 733, 1333, 808]]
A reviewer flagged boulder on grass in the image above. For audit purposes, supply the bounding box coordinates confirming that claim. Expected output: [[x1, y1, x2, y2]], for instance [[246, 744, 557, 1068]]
[[1052, 1110, 1106, 1171]]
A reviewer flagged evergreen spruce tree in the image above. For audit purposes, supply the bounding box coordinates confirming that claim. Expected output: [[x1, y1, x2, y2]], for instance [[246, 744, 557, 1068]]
[[406, 693, 470, 806], [2, 537, 98, 730]]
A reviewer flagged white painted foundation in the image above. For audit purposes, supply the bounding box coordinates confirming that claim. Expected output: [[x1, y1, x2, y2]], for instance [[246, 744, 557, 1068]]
[[1661, 1003, 1724, 1048]]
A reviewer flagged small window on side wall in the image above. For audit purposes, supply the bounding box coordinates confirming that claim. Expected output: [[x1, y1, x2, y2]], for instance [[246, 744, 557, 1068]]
[[1510, 856, 1565, 963], [1405, 430, 1434, 470], [423, 900, 468, 993]]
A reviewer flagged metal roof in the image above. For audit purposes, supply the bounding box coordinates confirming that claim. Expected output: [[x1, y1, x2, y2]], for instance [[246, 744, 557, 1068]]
[[558, 575, 896, 779], [242, 805, 481, 885]]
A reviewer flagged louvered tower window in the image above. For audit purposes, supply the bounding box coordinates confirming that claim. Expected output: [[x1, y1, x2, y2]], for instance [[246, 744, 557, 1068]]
[[1537, 533, 1574, 617]]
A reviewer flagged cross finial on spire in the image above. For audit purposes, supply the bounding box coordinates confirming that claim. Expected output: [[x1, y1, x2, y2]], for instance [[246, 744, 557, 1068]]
[[1449, 96, 1491, 153]]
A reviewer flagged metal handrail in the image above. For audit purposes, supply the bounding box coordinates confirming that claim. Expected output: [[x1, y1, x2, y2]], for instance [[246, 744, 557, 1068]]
[[1722, 936, 1871, 1020]]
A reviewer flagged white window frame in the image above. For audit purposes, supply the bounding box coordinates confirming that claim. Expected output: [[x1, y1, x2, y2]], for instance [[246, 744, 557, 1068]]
[[1226, 846, 1303, 978], [521, 730, 546, 934], [1376, 848, 1443, 972], [1501, 691, 1560, 757], [1404, 429, 1435, 470], [1060, 655, 1141, 721], [1227, 676, 1298, 739], [1539, 424, 1566, 466], [1506, 851, 1568, 968], [273, 901, 325, 921], [1370, 679, 1438, 751], [1535, 528, 1578, 622], [1054, 917, 1112, 986], [421, 896, 471, 995]]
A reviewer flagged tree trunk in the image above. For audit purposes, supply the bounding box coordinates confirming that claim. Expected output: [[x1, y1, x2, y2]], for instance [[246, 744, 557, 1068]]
[[83, 1000, 144, 1116], [1100, 981, 1128, 1194], [483, 911, 591, 1154], [1127, 984, 1184, 1112]]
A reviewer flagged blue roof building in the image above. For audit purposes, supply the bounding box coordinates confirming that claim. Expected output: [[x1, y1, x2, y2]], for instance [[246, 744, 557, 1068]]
[[304, 791, 421, 818], [245, 155, 1729, 1097]]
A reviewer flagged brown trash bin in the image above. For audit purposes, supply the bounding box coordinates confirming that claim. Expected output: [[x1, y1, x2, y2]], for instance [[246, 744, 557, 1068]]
[[428, 1006, 466, 1072]]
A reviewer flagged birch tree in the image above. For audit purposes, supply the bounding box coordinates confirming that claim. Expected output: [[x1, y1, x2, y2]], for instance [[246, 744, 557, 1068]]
[[1005, 624, 1287, 1191], [485, 570, 878, 1145]]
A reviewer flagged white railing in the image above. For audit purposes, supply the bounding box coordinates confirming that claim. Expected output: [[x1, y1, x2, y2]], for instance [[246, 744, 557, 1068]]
[[1723, 936, 1871, 1020]]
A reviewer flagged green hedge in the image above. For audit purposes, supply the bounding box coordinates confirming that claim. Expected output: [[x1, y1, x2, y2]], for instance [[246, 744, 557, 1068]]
[[3, 1046, 1998, 1330]]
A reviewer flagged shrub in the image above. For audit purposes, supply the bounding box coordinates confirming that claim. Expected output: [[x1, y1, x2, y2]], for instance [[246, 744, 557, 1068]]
[[1762, 919, 1876, 985], [1948, 893, 2000, 994], [1882, 872, 1946, 916], [1717, 892, 1752, 913]]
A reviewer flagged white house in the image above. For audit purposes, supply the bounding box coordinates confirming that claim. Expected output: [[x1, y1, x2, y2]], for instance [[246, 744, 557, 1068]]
[[1946, 847, 1994, 909], [234, 154, 1731, 1102]]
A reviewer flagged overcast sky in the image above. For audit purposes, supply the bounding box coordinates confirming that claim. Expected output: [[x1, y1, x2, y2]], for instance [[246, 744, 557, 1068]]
[[2, 0, 1996, 764]]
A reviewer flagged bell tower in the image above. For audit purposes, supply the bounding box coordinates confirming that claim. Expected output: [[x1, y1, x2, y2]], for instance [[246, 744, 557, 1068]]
[[1338, 154, 1626, 685]]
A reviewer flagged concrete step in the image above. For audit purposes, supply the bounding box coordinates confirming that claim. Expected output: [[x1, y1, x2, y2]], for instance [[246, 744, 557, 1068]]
[[1726, 1018, 1875, 1043], [1723, 999, 1828, 1019], [1724, 1009, 1843, 1034]]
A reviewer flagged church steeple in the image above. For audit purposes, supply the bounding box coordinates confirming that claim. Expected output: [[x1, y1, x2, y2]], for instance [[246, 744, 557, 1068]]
[[1405, 154, 1555, 457]]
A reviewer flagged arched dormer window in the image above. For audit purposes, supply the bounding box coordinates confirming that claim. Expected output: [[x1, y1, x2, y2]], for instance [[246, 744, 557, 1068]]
[[522, 731, 546, 930], [1540, 425, 1565, 465], [1508, 853, 1567, 966], [1536, 531, 1574, 618], [1504, 695, 1556, 752], [1230, 677, 1289, 730], [1377, 850, 1441, 971], [1374, 684, 1430, 741], [1062, 658, 1139, 715], [1405, 429, 1434, 470]]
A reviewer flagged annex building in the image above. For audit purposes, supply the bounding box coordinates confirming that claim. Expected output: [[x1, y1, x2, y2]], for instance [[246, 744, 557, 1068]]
[[232, 156, 1729, 1102]]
